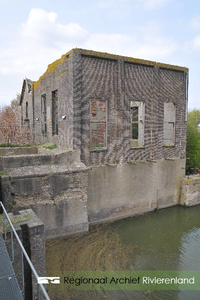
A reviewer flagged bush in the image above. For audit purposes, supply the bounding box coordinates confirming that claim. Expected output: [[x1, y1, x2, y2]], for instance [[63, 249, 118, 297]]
[[187, 109, 200, 127], [186, 124, 200, 173]]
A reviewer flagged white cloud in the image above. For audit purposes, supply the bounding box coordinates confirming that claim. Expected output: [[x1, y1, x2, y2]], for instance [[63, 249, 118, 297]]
[[0, 8, 89, 79], [21, 8, 88, 47], [0, 8, 178, 106], [137, 0, 170, 10]]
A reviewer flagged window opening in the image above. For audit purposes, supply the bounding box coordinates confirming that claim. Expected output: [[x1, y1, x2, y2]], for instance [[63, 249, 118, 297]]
[[26, 102, 28, 119], [41, 94, 47, 136], [130, 101, 144, 147], [52, 90, 58, 135], [90, 99, 107, 150], [163, 102, 175, 145]]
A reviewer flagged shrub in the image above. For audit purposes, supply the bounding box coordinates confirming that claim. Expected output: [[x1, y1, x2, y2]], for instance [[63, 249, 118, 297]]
[[186, 124, 200, 173]]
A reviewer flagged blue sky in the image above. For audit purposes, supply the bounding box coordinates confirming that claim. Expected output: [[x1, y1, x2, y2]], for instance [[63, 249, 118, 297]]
[[0, 0, 200, 109]]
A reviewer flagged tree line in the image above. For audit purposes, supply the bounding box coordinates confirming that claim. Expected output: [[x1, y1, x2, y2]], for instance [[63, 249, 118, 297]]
[[186, 109, 200, 174]]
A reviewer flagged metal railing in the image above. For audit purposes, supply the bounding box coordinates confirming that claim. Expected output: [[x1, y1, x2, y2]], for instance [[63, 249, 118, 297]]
[[0, 201, 50, 300]]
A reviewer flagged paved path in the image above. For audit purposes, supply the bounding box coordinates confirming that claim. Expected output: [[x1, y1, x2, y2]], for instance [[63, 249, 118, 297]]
[[0, 234, 22, 300]]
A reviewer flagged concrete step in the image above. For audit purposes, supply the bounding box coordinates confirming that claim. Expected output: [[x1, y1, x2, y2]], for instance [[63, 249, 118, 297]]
[[5, 162, 88, 178], [0, 146, 38, 157], [0, 149, 80, 172]]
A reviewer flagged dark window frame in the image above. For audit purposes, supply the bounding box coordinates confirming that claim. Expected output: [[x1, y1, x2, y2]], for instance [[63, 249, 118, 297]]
[[52, 90, 58, 136], [41, 94, 47, 136]]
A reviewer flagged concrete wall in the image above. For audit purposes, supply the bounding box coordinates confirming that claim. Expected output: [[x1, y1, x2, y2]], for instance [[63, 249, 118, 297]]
[[0, 149, 80, 172], [1, 163, 89, 239], [32, 165, 89, 239], [180, 176, 200, 206], [4, 209, 46, 300], [20, 79, 34, 140], [32, 53, 74, 146], [88, 158, 185, 223], [0, 147, 38, 157]]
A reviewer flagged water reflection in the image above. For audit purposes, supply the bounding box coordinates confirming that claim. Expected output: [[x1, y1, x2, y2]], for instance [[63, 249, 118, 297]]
[[46, 205, 200, 300]]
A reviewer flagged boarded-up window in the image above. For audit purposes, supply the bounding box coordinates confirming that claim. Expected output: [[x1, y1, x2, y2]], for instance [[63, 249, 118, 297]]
[[163, 102, 175, 145], [26, 102, 28, 119], [52, 90, 58, 135], [90, 99, 107, 150], [130, 101, 144, 147], [41, 94, 47, 135]]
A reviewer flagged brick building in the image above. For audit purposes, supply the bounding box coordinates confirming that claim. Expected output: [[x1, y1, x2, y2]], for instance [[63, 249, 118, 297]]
[[19, 49, 189, 224], [20, 48, 188, 166]]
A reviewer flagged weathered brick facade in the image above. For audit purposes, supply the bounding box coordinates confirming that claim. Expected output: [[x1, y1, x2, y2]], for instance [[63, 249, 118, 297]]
[[20, 78, 34, 138], [20, 49, 188, 166]]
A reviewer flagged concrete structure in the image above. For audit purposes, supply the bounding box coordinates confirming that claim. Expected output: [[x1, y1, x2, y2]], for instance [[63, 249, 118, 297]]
[[20, 49, 188, 165], [0, 208, 46, 299], [88, 158, 185, 223], [3, 49, 189, 237], [180, 176, 200, 206], [0, 147, 89, 239]]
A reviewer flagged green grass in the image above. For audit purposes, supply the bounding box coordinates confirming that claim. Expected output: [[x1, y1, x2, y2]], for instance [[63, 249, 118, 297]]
[[0, 214, 29, 233], [43, 144, 58, 150], [0, 172, 8, 176], [0, 144, 34, 148]]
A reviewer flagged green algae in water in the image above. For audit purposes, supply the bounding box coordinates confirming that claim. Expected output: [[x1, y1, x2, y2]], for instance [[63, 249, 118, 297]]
[[46, 205, 200, 300]]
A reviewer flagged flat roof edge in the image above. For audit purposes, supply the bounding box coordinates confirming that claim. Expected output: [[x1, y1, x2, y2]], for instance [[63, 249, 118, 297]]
[[32, 48, 189, 89], [74, 48, 189, 73]]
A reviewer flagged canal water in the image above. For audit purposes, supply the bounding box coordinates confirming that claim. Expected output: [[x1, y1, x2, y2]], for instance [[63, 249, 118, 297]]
[[46, 205, 200, 300]]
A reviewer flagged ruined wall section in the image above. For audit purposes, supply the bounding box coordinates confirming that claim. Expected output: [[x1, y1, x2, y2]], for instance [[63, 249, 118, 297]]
[[124, 65, 187, 162], [124, 63, 154, 162], [33, 52, 74, 147], [72, 50, 83, 151], [20, 81, 33, 140], [180, 176, 200, 207], [25, 49, 187, 165], [79, 50, 187, 165], [81, 55, 118, 165], [159, 68, 187, 160]]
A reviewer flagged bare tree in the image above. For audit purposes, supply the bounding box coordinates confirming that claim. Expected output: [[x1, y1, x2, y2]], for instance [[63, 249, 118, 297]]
[[0, 95, 30, 145]]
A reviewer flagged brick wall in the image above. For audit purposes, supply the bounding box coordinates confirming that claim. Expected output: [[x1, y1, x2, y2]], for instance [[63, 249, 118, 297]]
[[25, 49, 188, 166], [79, 51, 187, 165], [32, 53, 74, 147]]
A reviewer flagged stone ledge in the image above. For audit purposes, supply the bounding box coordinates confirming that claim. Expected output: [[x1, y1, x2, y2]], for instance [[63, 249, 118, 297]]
[[180, 175, 200, 206], [0, 208, 44, 235], [3, 162, 89, 178], [0, 147, 38, 157], [0, 149, 81, 172]]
